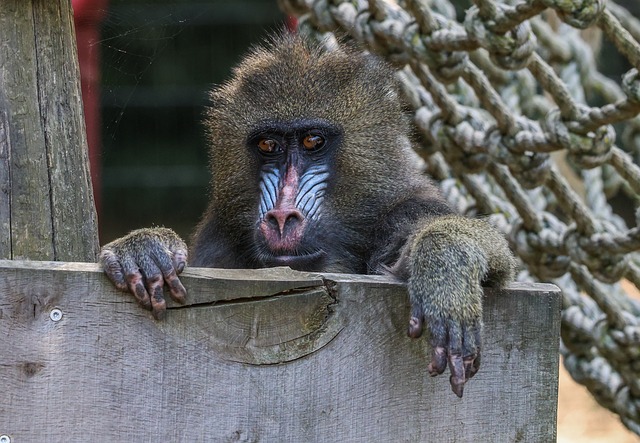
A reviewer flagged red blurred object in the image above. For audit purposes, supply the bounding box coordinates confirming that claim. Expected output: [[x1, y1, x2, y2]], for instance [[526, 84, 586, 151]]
[[286, 16, 298, 32], [72, 0, 109, 223]]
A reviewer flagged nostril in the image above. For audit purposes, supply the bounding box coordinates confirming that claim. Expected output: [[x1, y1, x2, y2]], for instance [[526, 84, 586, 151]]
[[285, 212, 303, 225], [265, 213, 279, 229]]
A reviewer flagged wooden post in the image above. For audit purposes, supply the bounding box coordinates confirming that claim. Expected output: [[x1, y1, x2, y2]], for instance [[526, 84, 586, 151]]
[[0, 0, 99, 261], [0, 260, 562, 442]]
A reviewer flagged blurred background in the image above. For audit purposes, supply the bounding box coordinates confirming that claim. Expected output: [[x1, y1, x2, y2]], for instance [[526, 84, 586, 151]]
[[74, 0, 287, 244], [72, 0, 640, 441]]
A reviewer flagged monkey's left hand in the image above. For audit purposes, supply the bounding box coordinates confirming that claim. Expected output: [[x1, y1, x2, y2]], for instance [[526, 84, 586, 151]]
[[404, 216, 516, 397], [99, 227, 188, 320]]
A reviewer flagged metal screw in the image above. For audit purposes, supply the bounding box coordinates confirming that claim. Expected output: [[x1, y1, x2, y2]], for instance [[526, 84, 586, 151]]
[[0, 435, 11, 443], [50, 308, 63, 322]]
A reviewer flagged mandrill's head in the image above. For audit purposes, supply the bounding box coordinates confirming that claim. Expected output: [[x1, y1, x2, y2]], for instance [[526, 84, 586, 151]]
[[203, 32, 420, 272]]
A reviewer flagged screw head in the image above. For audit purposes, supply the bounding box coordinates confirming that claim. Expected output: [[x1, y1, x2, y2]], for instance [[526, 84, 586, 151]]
[[50, 308, 63, 322], [0, 434, 11, 443]]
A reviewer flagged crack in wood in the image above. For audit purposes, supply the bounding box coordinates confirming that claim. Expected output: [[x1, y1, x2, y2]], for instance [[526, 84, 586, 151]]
[[165, 284, 328, 311]]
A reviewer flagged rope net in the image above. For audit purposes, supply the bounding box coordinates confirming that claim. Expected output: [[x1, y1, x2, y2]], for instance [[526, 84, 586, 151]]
[[278, 0, 640, 433]]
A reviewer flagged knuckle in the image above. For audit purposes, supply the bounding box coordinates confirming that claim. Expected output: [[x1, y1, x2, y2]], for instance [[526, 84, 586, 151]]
[[125, 272, 142, 284], [99, 248, 116, 263], [100, 251, 123, 273], [113, 281, 128, 291], [146, 273, 163, 285], [163, 268, 178, 279], [173, 249, 188, 261], [152, 286, 164, 301]]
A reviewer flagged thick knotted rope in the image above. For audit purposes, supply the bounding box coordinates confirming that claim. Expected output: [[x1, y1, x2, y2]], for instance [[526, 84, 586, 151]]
[[278, 0, 640, 434]]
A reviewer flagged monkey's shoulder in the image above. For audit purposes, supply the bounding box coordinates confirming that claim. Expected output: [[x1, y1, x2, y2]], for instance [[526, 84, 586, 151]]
[[383, 187, 455, 224]]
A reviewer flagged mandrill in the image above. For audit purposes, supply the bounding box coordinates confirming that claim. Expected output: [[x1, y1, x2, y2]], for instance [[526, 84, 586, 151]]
[[100, 33, 517, 397]]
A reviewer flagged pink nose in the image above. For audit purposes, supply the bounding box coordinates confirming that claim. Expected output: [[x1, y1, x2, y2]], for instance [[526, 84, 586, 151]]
[[264, 208, 304, 237]]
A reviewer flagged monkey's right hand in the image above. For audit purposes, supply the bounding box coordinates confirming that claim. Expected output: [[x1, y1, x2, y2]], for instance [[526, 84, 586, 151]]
[[99, 227, 188, 320]]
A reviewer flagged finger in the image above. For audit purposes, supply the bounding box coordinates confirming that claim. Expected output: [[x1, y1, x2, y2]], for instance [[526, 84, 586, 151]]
[[472, 325, 483, 378], [172, 248, 188, 274], [141, 262, 167, 320], [150, 283, 166, 321], [447, 322, 465, 398], [462, 321, 482, 380], [121, 257, 152, 309], [153, 250, 187, 303], [428, 347, 448, 377], [99, 249, 127, 291], [464, 354, 480, 381], [427, 317, 448, 376], [407, 303, 424, 338], [165, 269, 187, 303], [470, 353, 481, 379], [449, 374, 465, 398]]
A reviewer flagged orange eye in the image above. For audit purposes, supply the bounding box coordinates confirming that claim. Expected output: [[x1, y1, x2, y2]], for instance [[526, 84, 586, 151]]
[[302, 135, 324, 150], [258, 139, 277, 153]]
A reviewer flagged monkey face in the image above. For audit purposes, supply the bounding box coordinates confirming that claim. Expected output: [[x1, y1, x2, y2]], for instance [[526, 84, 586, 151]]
[[249, 118, 341, 271], [201, 33, 415, 273]]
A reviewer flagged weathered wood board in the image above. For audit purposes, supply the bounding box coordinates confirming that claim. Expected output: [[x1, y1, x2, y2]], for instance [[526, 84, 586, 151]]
[[0, 0, 99, 262], [0, 260, 561, 442]]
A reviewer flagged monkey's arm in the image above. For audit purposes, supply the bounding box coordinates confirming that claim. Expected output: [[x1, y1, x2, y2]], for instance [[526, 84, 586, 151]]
[[99, 227, 188, 320], [386, 214, 516, 397]]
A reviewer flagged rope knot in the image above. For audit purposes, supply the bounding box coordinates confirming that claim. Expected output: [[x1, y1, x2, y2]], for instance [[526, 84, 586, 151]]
[[543, 0, 605, 29], [429, 114, 490, 173], [563, 224, 630, 283], [497, 119, 551, 188], [409, 13, 468, 83], [543, 108, 616, 169], [622, 69, 640, 104], [297, 0, 338, 32], [464, 6, 536, 70], [509, 215, 570, 279]]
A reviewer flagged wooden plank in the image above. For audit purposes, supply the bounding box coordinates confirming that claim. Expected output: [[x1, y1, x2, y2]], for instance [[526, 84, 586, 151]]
[[0, 111, 10, 258], [0, 260, 561, 442], [0, 0, 98, 261], [31, 1, 98, 262], [0, 1, 54, 260]]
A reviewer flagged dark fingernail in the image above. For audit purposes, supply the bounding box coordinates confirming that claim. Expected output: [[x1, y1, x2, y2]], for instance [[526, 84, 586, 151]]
[[407, 316, 423, 338], [450, 376, 465, 398], [428, 347, 447, 376], [153, 308, 166, 321]]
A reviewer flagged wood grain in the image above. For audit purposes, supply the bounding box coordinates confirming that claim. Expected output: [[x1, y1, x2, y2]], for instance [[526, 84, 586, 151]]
[[0, 260, 561, 442], [0, 0, 98, 261]]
